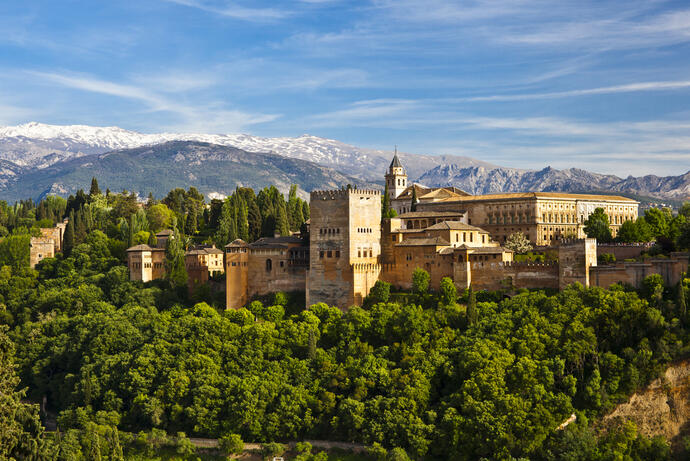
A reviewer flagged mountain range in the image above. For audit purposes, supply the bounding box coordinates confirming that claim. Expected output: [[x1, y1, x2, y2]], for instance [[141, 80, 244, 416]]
[[0, 122, 688, 203]]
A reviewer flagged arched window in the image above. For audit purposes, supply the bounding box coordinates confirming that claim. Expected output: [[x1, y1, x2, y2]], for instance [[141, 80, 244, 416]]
[[266, 259, 272, 272]]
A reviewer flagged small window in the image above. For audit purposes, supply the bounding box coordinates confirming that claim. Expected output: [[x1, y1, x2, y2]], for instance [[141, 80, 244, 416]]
[[320, 251, 324, 259], [266, 259, 273, 271], [327, 250, 332, 258], [335, 250, 340, 258]]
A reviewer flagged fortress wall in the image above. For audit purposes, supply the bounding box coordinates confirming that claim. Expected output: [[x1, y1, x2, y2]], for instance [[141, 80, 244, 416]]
[[597, 244, 651, 261]]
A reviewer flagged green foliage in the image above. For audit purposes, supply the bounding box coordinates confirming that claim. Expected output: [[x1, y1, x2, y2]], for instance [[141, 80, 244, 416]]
[[439, 277, 457, 306], [365, 280, 391, 306], [262, 442, 285, 459], [219, 433, 244, 454], [0, 325, 45, 459], [411, 267, 429, 295], [0, 233, 30, 269], [164, 226, 188, 289], [584, 207, 612, 242], [598, 253, 616, 265]]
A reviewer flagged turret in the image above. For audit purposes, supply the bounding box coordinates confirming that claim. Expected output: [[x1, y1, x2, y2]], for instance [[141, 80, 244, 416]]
[[385, 148, 407, 200]]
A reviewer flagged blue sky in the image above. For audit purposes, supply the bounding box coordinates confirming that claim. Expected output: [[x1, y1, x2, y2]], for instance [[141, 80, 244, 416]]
[[1, 0, 690, 176]]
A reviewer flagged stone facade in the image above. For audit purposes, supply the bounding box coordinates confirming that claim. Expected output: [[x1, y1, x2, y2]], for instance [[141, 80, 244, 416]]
[[126, 244, 166, 282], [29, 220, 67, 268], [225, 236, 309, 309], [306, 188, 382, 308], [591, 252, 690, 289]]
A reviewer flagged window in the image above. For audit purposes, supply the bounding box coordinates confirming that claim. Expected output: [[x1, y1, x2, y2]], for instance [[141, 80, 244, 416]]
[[327, 250, 332, 258], [392, 235, 396, 242], [335, 250, 340, 258], [266, 259, 272, 271], [319, 251, 324, 259]]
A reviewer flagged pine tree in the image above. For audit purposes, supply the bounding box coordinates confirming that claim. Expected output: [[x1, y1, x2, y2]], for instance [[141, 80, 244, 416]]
[[466, 285, 478, 326], [89, 177, 101, 196], [165, 226, 187, 288]]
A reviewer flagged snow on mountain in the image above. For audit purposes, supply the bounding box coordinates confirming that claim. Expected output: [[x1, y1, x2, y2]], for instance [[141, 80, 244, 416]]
[[0, 122, 497, 180]]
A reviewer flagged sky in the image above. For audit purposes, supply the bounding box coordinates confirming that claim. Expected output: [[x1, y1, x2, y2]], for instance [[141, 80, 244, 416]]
[[1, 0, 690, 176]]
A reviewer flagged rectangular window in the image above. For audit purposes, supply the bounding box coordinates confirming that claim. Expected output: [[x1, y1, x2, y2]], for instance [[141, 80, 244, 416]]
[[319, 251, 324, 258], [335, 250, 340, 258], [327, 250, 332, 258]]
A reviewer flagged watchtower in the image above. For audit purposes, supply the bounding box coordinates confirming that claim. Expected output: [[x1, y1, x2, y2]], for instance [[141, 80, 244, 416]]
[[307, 188, 382, 308]]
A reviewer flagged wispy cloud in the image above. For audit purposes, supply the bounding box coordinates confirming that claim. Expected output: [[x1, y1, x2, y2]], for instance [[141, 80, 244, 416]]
[[163, 0, 289, 21], [455, 80, 690, 102], [27, 71, 279, 132]]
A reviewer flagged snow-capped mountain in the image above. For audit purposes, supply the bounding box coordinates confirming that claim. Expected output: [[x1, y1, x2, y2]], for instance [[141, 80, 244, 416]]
[[0, 122, 497, 180]]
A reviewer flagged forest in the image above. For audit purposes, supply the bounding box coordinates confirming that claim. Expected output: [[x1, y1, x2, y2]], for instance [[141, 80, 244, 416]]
[[2, 180, 690, 460]]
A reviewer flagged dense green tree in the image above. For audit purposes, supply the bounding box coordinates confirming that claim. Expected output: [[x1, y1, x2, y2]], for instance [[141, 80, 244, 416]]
[[63, 212, 75, 255], [164, 226, 187, 288], [410, 187, 418, 212], [584, 208, 612, 242], [89, 177, 102, 196], [466, 285, 477, 326], [0, 234, 30, 269], [0, 326, 45, 460], [439, 277, 457, 306], [412, 267, 429, 295]]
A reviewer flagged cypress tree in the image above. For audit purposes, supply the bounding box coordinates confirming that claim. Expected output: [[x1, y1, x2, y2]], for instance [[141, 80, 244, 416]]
[[302, 201, 310, 220], [411, 187, 418, 212], [237, 198, 249, 242], [248, 200, 262, 242], [128, 215, 135, 248], [89, 177, 101, 196], [164, 226, 187, 288], [276, 203, 289, 236], [186, 208, 198, 235], [382, 183, 392, 220], [63, 212, 75, 255], [466, 285, 478, 326]]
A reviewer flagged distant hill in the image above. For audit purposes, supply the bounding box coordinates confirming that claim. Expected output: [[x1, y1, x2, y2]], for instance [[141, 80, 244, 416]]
[[0, 122, 498, 181], [418, 164, 690, 201], [0, 141, 374, 201], [1, 122, 689, 202]]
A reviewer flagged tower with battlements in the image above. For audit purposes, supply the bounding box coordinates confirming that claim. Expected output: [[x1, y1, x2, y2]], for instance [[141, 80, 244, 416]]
[[307, 188, 382, 308], [385, 151, 407, 201]]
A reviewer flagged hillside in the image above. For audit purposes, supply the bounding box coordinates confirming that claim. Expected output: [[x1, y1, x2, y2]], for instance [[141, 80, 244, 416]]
[[0, 141, 372, 201], [602, 359, 690, 450]]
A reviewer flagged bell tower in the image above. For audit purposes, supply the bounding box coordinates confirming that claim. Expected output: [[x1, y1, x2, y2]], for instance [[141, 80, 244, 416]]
[[385, 147, 407, 200]]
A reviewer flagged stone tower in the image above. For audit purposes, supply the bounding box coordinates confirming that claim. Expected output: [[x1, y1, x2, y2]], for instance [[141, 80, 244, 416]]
[[385, 150, 407, 201], [225, 239, 249, 309], [307, 188, 382, 308]]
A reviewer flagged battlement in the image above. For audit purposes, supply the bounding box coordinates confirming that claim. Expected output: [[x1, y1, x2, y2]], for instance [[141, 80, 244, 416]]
[[559, 238, 595, 247], [502, 260, 558, 268], [352, 262, 382, 271], [311, 188, 381, 201]]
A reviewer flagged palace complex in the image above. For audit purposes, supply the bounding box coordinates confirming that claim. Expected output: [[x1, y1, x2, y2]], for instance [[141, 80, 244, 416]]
[[122, 154, 689, 310]]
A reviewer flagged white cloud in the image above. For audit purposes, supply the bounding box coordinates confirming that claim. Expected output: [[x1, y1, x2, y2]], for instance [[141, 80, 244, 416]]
[[163, 0, 289, 21]]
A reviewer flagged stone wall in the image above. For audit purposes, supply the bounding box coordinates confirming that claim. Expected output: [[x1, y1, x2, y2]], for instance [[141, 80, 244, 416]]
[[591, 253, 690, 289], [597, 243, 652, 261], [29, 238, 55, 269], [558, 238, 597, 289]]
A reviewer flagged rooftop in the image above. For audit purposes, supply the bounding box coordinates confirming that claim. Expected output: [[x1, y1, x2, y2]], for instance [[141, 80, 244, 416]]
[[431, 191, 638, 203], [396, 211, 466, 218], [425, 221, 487, 232], [397, 236, 450, 247]]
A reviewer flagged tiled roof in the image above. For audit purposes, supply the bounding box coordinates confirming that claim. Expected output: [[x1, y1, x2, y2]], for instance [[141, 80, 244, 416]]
[[126, 244, 153, 252], [396, 211, 466, 218], [432, 192, 637, 203], [425, 221, 487, 232], [389, 153, 403, 169], [397, 236, 450, 247]]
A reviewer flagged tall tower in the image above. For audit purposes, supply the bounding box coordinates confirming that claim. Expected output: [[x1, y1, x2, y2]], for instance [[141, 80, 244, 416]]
[[385, 148, 407, 201], [307, 188, 382, 308]]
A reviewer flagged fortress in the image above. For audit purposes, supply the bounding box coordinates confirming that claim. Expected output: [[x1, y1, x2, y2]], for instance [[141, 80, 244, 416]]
[[221, 154, 688, 310]]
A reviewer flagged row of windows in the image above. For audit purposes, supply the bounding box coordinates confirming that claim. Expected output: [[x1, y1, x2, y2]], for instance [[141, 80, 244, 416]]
[[357, 227, 373, 233], [487, 214, 532, 224], [320, 227, 340, 234], [319, 250, 341, 258], [358, 249, 374, 258], [230, 261, 248, 267]]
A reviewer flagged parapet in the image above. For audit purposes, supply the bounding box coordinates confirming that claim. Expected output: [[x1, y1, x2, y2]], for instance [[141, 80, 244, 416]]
[[311, 188, 381, 201], [558, 238, 595, 247]]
